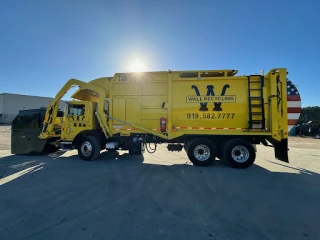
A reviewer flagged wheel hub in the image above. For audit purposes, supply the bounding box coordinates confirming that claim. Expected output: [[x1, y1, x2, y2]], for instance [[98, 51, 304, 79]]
[[81, 141, 92, 156], [231, 145, 249, 163], [194, 144, 210, 161]]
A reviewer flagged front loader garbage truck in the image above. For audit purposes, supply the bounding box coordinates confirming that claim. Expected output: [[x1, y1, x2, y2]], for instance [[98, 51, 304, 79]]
[[11, 68, 301, 168]]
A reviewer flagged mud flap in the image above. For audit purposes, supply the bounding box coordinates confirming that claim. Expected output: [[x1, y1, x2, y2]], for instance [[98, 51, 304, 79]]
[[274, 139, 289, 163]]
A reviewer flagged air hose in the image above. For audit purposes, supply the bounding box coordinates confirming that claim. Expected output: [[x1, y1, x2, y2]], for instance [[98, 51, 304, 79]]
[[144, 135, 157, 154]]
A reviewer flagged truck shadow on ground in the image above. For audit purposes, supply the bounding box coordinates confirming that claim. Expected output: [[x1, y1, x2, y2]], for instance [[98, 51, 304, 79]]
[[1, 150, 320, 240], [1, 149, 320, 187]]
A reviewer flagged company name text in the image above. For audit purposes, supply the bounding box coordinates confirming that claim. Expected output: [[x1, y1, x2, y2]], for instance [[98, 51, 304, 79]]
[[186, 95, 236, 103]]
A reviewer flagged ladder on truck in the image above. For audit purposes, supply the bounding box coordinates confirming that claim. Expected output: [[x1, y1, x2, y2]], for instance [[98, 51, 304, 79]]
[[247, 75, 265, 130]]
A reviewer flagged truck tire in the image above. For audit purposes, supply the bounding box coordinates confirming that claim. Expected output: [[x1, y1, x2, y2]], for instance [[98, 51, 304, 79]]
[[187, 139, 217, 166], [217, 139, 229, 161], [77, 135, 101, 161], [184, 141, 191, 152], [222, 139, 256, 168]]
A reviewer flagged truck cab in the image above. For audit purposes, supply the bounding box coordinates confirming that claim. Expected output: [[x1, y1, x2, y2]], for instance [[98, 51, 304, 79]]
[[61, 101, 99, 141]]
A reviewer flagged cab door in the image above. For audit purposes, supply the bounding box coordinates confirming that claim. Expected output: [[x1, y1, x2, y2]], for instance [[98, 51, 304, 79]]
[[62, 102, 88, 141]]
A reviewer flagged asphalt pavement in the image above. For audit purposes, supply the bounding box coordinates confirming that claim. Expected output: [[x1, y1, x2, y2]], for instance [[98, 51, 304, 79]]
[[0, 126, 320, 240]]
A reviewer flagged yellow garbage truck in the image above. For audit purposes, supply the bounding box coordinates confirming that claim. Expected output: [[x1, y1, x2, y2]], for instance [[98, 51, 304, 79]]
[[11, 68, 301, 168]]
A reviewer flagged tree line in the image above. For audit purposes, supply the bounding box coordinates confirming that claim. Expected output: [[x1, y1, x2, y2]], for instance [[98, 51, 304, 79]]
[[298, 106, 320, 123]]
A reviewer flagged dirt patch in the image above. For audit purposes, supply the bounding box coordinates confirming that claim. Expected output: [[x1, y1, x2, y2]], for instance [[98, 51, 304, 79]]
[[0, 125, 11, 151], [289, 136, 320, 149]]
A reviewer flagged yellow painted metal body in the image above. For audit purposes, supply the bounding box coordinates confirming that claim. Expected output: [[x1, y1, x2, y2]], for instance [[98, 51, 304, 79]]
[[104, 69, 288, 141], [40, 68, 289, 144]]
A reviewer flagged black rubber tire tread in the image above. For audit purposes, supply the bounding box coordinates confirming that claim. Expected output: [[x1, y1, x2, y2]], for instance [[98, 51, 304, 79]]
[[91, 135, 101, 160], [218, 139, 230, 161], [187, 138, 217, 166], [222, 138, 256, 169], [184, 141, 192, 152], [77, 135, 101, 161]]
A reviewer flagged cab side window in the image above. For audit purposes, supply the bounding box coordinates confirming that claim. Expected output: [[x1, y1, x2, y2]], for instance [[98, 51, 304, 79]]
[[68, 104, 85, 116]]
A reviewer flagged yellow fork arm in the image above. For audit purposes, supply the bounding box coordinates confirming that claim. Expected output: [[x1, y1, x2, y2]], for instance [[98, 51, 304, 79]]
[[39, 79, 111, 139]]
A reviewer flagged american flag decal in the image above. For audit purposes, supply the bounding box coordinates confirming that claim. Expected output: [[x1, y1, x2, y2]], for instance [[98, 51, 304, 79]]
[[287, 79, 301, 131]]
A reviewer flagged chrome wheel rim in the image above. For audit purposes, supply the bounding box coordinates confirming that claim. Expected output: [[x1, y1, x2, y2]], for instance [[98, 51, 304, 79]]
[[231, 145, 249, 163], [194, 144, 210, 161], [81, 141, 92, 156]]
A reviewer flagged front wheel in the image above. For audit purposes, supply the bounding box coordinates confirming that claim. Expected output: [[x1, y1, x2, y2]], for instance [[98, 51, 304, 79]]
[[187, 139, 217, 166], [77, 135, 101, 161], [222, 139, 256, 168]]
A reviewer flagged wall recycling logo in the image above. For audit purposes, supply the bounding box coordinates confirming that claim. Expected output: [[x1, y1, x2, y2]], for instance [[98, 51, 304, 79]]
[[186, 84, 236, 111]]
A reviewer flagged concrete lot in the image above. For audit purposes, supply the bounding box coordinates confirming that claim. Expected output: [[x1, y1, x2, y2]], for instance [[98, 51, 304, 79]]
[[0, 125, 320, 240]]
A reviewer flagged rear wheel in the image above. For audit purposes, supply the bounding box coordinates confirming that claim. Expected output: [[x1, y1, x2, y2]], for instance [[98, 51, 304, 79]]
[[77, 135, 101, 161], [222, 139, 256, 168], [187, 139, 217, 166], [183, 141, 191, 152]]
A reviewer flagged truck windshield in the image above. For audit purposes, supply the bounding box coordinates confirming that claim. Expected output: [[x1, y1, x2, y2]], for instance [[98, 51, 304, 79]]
[[68, 104, 85, 116]]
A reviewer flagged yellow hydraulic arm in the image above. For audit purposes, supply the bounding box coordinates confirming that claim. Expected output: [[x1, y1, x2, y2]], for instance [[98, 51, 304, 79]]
[[39, 79, 113, 140], [39, 78, 169, 141]]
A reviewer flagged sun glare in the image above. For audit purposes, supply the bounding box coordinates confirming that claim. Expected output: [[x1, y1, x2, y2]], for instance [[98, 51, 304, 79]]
[[129, 58, 146, 72]]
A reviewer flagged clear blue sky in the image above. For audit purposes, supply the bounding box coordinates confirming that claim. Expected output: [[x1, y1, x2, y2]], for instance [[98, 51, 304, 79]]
[[1, 0, 319, 106]]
